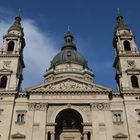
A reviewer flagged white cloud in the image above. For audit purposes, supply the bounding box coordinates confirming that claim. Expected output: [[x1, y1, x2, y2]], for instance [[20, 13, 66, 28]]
[[0, 18, 58, 89]]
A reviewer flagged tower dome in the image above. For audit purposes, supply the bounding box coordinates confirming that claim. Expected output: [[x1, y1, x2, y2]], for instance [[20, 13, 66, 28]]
[[50, 31, 88, 68], [44, 31, 93, 83]]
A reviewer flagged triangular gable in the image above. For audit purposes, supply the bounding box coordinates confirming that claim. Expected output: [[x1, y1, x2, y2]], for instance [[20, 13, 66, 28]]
[[27, 76, 111, 92], [126, 68, 140, 74], [113, 133, 128, 138], [11, 132, 25, 138], [0, 68, 12, 74]]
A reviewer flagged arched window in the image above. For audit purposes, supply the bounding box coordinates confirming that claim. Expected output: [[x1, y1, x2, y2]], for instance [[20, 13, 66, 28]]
[[113, 114, 117, 122], [47, 132, 51, 140], [21, 114, 24, 122], [131, 75, 139, 88], [113, 113, 122, 123], [124, 41, 131, 51], [17, 114, 21, 122], [117, 114, 121, 122], [138, 112, 140, 121], [87, 132, 91, 140], [0, 76, 7, 88], [7, 41, 14, 52]]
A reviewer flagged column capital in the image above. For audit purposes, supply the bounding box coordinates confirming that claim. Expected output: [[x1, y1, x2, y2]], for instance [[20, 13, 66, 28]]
[[50, 131, 55, 134]]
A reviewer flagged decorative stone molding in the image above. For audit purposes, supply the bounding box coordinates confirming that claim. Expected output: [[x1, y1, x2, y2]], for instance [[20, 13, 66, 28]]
[[46, 122, 57, 126], [27, 90, 111, 95], [0, 68, 13, 75], [28, 103, 48, 111], [113, 133, 128, 138], [16, 110, 27, 113], [27, 77, 112, 93], [90, 103, 110, 110], [46, 80, 95, 90], [126, 68, 140, 74], [67, 103, 71, 108], [122, 90, 140, 95], [98, 123, 106, 126], [81, 122, 92, 126], [127, 60, 135, 68], [11, 133, 26, 138], [33, 123, 40, 126], [0, 91, 17, 96], [3, 61, 11, 69]]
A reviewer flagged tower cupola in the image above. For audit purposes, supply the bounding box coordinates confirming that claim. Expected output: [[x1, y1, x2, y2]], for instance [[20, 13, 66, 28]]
[[62, 31, 76, 50], [115, 9, 129, 31], [8, 13, 24, 36]]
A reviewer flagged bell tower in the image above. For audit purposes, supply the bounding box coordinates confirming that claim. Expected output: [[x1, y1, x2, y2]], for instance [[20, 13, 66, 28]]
[[113, 10, 140, 91], [0, 14, 25, 91]]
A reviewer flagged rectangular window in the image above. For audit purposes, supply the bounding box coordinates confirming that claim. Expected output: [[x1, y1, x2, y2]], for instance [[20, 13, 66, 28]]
[[135, 109, 140, 123], [0, 109, 3, 123], [111, 110, 123, 124], [15, 110, 27, 125]]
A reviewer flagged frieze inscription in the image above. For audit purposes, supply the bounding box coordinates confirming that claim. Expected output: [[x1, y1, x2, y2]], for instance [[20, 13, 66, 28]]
[[90, 103, 110, 110], [28, 103, 48, 111]]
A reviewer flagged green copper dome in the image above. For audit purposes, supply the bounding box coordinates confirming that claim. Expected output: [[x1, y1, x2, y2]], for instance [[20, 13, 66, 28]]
[[50, 32, 88, 68]]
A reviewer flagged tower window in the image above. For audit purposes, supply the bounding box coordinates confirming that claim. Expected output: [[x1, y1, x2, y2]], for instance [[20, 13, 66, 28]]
[[0, 76, 7, 88], [7, 41, 14, 52], [131, 75, 139, 88], [124, 41, 131, 51], [135, 110, 140, 123], [138, 112, 140, 121]]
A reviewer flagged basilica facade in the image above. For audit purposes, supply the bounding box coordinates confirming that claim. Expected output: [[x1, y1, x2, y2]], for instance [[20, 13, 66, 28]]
[[0, 12, 140, 140]]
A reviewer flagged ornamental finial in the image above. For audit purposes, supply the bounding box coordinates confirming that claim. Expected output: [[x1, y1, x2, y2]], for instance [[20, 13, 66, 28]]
[[117, 8, 121, 16]]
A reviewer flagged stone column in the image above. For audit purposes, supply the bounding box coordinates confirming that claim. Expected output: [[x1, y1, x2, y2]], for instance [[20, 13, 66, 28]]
[[83, 132, 88, 140], [51, 132, 55, 140], [90, 132, 93, 140]]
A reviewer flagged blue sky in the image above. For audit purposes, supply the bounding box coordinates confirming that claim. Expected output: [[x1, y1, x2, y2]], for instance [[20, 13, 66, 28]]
[[0, 0, 140, 90]]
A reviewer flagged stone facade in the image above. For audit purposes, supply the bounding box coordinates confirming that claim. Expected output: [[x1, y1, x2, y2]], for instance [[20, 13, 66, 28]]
[[0, 13, 140, 140]]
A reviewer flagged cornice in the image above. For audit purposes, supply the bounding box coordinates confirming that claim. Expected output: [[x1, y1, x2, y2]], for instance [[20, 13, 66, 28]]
[[0, 91, 17, 96], [0, 54, 20, 57], [16, 92, 28, 98], [121, 90, 140, 95], [26, 89, 111, 95]]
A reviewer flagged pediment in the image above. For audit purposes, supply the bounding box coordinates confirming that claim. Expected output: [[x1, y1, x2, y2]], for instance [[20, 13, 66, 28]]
[[27, 77, 111, 92], [126, 68, 140, 74], [113, 133, 128, 138], [0, 68, 12, 74], [126, 68, 140, 72], [11, 133, 25, 138]]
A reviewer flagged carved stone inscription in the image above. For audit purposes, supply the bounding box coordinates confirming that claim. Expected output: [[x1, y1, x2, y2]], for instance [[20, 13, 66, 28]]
[[28, 103, 48, 111], [91, 103, 110, 110]]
